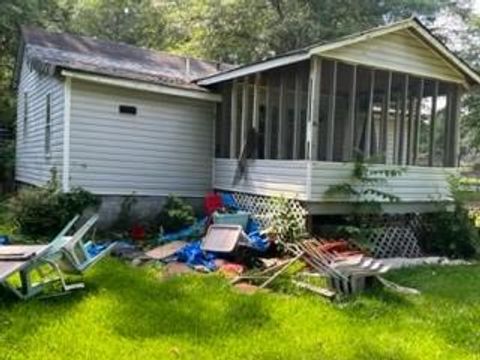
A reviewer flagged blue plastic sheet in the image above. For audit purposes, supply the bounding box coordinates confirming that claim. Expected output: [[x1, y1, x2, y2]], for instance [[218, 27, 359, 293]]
[[245, 220, 270, 252], [174, 240, 216, 271], [85, 242, 109, 257], [0, 235, 10, 245], [220, 193, 239, 211], [159, 217, 208, 243]]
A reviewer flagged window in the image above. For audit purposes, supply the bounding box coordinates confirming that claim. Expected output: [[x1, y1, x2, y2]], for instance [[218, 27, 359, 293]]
[[45, 94, 52, 156], [23, 92, 28, 139]]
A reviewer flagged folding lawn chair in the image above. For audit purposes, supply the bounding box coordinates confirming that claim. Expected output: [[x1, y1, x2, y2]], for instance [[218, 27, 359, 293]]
[[49, 214, 117, 275], [0, 216, 82, 299]]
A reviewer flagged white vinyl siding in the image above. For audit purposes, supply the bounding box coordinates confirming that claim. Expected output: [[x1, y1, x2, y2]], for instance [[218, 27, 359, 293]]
[[15, 58, 64, 186], [321, 29, 466, 84], [214, 159, 309, 200], [213, 158, 455, 205], [69, 80, 215, 197]]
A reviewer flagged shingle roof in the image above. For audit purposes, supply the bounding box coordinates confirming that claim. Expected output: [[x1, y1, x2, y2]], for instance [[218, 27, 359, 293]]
[[20, 26, 235, 91]]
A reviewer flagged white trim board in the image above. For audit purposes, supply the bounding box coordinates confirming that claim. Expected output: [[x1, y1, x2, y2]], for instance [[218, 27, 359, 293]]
[[61, 70, 222, 102]]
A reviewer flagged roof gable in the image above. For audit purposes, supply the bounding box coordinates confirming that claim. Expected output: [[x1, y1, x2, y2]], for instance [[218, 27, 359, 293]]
[[198, 18, 480, 87], [316, 27, 466, 84]]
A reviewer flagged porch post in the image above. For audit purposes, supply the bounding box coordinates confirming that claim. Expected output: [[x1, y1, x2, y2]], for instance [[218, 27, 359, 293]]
[[230, 79, 238, 158], [413, 79, 424, 165], [344, 65, 357, 161], [448, 85, 462, 167], [428, 81, 438, 167], [326, 61, 337, 161], [306, 56, 321, 160]]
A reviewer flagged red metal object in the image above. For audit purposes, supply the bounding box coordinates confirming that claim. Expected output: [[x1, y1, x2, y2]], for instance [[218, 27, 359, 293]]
[[131, 224, 146, 241], [204, 192, 223, 216]]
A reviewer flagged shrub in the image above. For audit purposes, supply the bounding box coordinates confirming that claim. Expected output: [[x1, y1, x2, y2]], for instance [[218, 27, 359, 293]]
[[8, 171, 99, 237], [157, 195, 195, 233], [422, 202, 480, 259]]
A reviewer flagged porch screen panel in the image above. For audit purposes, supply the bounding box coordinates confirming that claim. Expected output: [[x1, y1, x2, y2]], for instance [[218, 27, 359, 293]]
[[371, 70, 390, 162], [299, 72, 308, 160], [285, 70, 296, 159], [416, 79, 435, 166], [353, 67, 372, 158], [257, 79, 267, 159], [269, 71, 281, 159], [235, 81, 243, 157], [333, 63, 352, 161], [318, 60, 334, 160], [215, 83, 231, 158], [432, 82, 449, 166]]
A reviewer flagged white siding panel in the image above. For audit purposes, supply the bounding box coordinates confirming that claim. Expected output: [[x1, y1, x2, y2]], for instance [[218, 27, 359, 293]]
[[15, 59, 64, 186], [311, 161, 456, 202], [214, 158, 455, 204], [213, 159, 309, 200], [69, 80, 214, 197], [322, 29, 466, 84]]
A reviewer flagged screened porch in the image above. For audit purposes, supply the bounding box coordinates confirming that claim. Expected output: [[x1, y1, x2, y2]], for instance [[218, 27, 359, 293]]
[[212, 56, 462, 207]]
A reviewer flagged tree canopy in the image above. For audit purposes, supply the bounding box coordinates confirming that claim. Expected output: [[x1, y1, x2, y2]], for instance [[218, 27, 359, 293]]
[[1, 0, 480, 159]]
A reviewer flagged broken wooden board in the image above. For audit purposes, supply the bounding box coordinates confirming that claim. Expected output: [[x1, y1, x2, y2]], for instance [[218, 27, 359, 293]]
[[146, 241, 187, 260]]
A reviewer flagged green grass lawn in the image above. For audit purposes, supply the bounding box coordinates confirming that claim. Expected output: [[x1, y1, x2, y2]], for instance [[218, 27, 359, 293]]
[[1, 259, 479, 360]]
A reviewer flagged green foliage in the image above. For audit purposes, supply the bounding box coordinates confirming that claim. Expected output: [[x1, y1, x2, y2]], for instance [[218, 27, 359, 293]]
[[8, 170, 99, 237], [422, 202, 480, 259], [270, 195, 305, 243], [418, 176, 480, 259], [157, 195, 195, 233]]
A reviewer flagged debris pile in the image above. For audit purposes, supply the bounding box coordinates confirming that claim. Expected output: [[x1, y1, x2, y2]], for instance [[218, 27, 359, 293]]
[[113, 192, 421, 299]]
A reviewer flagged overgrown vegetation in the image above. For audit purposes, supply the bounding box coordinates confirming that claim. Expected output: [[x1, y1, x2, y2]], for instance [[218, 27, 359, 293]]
[[157, 195, 195, 233], [419, 176, 480, 259], [325, 155, 404, 247], [270, 195, 306, 243], [8, 170, 99, 238]]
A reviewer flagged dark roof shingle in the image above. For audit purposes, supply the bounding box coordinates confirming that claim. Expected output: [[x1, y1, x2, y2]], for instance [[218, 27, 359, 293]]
[[21, 26, 235, 91]]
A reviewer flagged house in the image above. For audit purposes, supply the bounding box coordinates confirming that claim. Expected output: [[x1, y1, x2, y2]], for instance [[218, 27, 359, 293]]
[[13, 18, 480, 224]]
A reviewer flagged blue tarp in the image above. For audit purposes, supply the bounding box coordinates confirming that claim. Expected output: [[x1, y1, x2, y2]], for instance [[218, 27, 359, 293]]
[[159, 217, 208, 243], [245, 220, 270, 252], [173, 240, 217, 271], [0, 235, 9, 245]]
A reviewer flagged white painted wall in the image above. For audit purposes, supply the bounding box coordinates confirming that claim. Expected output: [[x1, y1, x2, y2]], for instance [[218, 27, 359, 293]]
[[15, 58, 64, 186], [68, 80, 215, 197]]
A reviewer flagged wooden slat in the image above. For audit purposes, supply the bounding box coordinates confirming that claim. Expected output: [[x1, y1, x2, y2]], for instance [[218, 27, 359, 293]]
[[344, 65, 357, 161], [413, 79, 424, 165], [428, 81, 438, 167], [381, 71, 392, 163], [364, 69, 375, 158], [307, 57, 322, 160], [293, 69, 302, 159], [230, 79, 238, 158], [326, 61, 337, 161], [264, 76, 272, 159]]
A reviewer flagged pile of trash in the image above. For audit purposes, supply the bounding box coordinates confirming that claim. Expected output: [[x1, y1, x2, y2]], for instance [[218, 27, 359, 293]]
[[112, 192, 421, 299]]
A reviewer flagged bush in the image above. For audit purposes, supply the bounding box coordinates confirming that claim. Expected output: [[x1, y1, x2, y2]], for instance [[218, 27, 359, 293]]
[[157, 195, 195, 233], [8, 173, 99, 237], [422, 203, 480, 259]]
